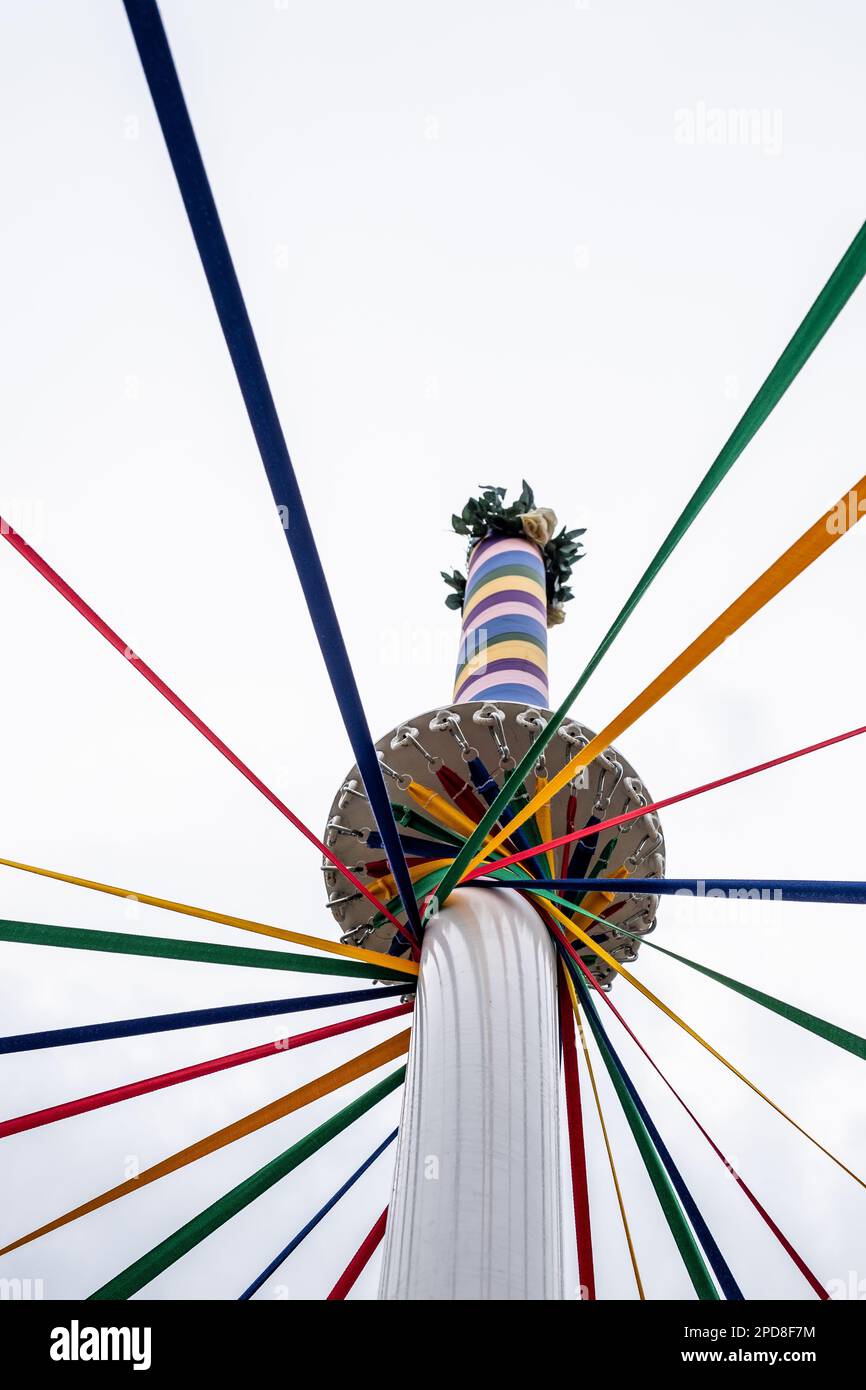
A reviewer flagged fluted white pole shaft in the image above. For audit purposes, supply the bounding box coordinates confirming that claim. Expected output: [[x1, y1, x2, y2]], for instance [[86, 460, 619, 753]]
[[378, 887, 563, 1300]]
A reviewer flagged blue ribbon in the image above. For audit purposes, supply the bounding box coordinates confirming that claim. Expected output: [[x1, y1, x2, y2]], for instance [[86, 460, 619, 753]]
[[238, 1129, 398, 1299], [572, 962, 743, 1300], [0, 984, 412, 1054], [475, 877, 866, 905], [122, 0, 421, 947]]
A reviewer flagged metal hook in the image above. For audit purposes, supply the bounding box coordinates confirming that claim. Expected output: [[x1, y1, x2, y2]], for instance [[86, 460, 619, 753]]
[[329, 887, 363, 907], [429, 709, 478, 763], [326, 817, 370, 846], [472, 703, 515, 771], [517, 708, 548, 776], [391, 723, 443, 773], [321, 860, 364, 877], [593, 750, 624, 814], [341, 923, 376, 947], [338, 778, 367, 811], [376, 750, 412, 792], [625, 821, 663, 871], [617, 775, 647, 835], [558, 720, 591, 790]]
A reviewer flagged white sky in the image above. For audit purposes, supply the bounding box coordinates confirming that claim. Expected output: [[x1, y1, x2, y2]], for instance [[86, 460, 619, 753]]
[[1, 0, 865, 1301]]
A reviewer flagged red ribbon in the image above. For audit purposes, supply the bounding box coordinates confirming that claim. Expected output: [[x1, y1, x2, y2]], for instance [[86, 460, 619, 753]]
[[0, 1002, 413, 1139], [436, 765, 488, 823], [327, 1208, 389, 1299], [0, 518, 419, 955], [544, 911, 829, 1300], [469, 721, 866, 879], [557, 960, 595, 1300]]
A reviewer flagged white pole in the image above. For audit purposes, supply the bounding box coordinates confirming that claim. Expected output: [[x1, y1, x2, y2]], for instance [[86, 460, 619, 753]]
[[378, 886, 563, 1300]]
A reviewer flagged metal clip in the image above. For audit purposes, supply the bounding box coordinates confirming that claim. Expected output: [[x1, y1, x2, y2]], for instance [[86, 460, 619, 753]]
[[625, 819, 663, 871], [326, 818, 369, 846], [341, 923, 376, 947], [517, 708, 548, 776], [472, 703, 515, 771], [429, 709, 478, 763], [558, 721, 591, 790], [617, 776, 647, 835], [391, 723, 443, 773], [338, 778, 367, 810], [376, 750, 412, 792], [593, 750, 624, 814], [329, 888, 362, 909], [321, 860, 364, 877]]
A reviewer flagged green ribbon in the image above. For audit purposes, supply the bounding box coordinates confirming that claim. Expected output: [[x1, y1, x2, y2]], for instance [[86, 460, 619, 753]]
[[574, 971, 718, 1300], [609, 924, 866, 1061], [89, 1066, 405, 1300], [433, 218, 866, 909], [0, 918, 412, 983], [489, 880, 866, 1061]]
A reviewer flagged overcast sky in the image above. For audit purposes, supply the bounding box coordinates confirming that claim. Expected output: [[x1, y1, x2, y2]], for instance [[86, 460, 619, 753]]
[[1, 0, 865, 1301]]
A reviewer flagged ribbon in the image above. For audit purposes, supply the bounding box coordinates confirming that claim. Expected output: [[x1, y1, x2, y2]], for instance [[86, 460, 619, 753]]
[[435, 764, 488, 823], [0, 918, 414, 982], [563, 972, 644, 1297], [238, 1131, 398, 1299], [0, 519, 415, 951], [0, 1002, 413, 1138], [527, 895, 866, 1189], [1, 1031, 410, 1257], [0, 854, 417, 975], [609, 922, 866, 1063], [557, 962, 594, 1299], [327, 1209, 389, 1300], [467, 469, 866, 871], [0, 983, 412, 1055], [120, 0, 422, 945], [561, 935, 829, 1299], [88, 1069, 405, 1300], [467, 721, 866, 878], [568, 967, 718, 1298], [574, 969, 741, 1297], [431, 217, 866, 904], [480, 875, 866, 907]]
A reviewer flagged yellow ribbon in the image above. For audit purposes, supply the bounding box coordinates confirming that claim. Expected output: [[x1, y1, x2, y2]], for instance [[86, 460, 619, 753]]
[[563, 965, 645, 1299], [406, 779, 504, 854], [540, 892, 865, 1190], [0, 1029, 411, 1256], [466, 471, 866, 872], [0, 855, 418, 977], [534, 775, 556, 879], [367, 858, 454, 902], [579, 864, 630, 919]]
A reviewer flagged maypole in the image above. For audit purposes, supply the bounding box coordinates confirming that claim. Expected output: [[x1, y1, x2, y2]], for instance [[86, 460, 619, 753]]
[[323, 486, 665, 1298], [379, 521, 560, 1300]]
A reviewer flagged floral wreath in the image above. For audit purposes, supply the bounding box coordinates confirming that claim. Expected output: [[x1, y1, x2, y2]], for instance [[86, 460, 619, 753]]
[[441, 481, 585, 626]]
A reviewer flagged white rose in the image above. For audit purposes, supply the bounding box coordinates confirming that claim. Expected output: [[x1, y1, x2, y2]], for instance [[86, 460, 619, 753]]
[[520, 507, 558, 547], [546, 603, 566, 628]]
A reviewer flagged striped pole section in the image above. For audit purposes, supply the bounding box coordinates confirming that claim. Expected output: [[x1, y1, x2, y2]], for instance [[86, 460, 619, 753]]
[[452, 536, 549, 706]]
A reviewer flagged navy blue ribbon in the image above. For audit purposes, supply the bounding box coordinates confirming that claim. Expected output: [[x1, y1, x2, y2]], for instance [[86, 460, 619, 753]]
[[238, 1129, 398, 1299], [572, 962, 743, 1300], [475, 877, 866, 905], [0, 984, 412, 1054], [122, 0, 421, 947]]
